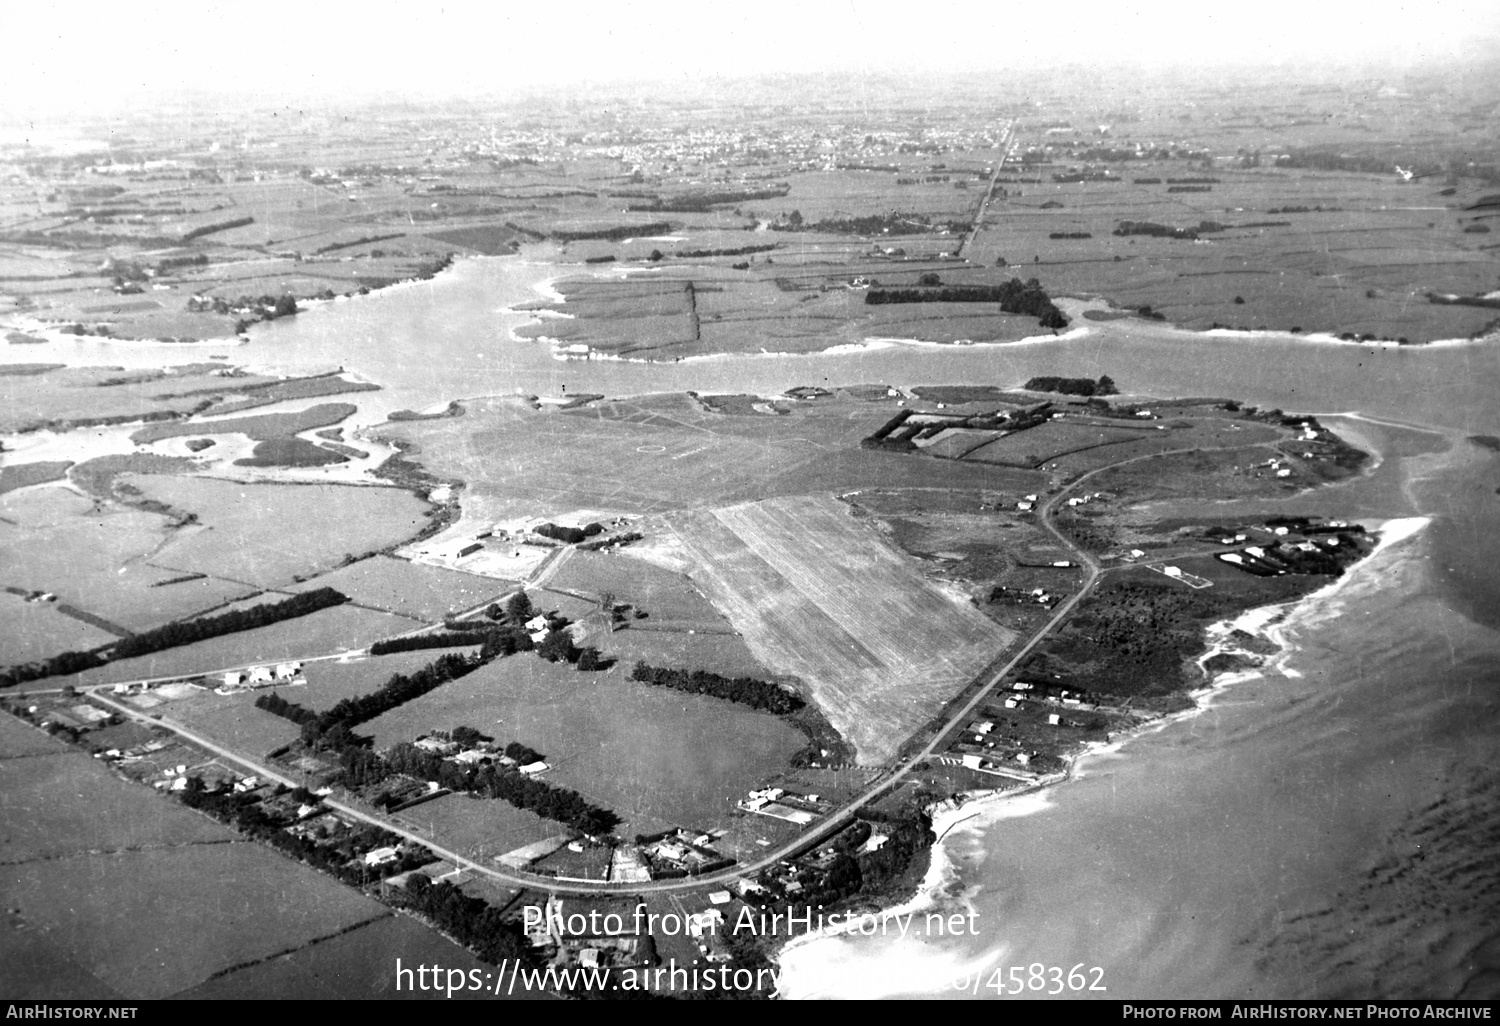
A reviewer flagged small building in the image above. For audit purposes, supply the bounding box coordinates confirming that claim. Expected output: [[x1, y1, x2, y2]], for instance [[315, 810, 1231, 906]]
[[1047, 713, 1062, 726], [707, 891, 733, 906], [222, 671, 244, 688], [364, 846, 400, 867], [456, 541, 483, 558], [1004, 698, 1019, 709], [960, 754, 984, 771], [274, 662, 302, 679], [247, 666, 273, 685], [1163, 566, 1183, 578], [519, 761, 549, 775]]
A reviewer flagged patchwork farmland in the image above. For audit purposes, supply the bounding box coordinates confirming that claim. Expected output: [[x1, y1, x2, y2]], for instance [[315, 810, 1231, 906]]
[[666, 495, 1015, 764]]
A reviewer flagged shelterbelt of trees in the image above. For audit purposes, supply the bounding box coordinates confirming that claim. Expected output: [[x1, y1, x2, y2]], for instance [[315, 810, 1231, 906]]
[[864, 277, 1069, 329], [257, 677, 619, 835], [0, 587, 349, 688], [629, 662, 804, 715]]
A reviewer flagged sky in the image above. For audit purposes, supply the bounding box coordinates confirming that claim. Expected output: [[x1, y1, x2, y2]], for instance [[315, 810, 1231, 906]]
[[3, 0, 1499, 116]]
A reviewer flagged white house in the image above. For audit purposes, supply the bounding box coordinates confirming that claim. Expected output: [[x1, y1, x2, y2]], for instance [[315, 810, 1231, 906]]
[[247, 666, 273, 684], [274, 661, 302, 679], [222, 671, 244, 688]]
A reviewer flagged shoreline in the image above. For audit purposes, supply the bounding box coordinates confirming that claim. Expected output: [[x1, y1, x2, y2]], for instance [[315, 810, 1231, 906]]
[[771, 514, 1431, 992]]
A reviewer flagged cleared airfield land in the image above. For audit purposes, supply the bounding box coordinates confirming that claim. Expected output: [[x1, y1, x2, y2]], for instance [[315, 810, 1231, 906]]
[[664, 495, 1015, 766], [378, 390, 1047, 522]]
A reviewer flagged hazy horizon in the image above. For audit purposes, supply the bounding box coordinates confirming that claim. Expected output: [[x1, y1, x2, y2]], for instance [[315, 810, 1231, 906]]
[[5, 0, 1499, 120]]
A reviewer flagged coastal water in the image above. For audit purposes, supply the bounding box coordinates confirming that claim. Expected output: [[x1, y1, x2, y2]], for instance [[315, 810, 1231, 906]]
[[779, 424, 1500, 999], [7, 255, 1499, 997]]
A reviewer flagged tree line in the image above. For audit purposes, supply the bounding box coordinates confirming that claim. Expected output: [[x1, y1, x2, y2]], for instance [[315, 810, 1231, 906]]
[[865, 277, 1069, 329], [367, 630, 496, 655], [551, 221, 671, 242], [114, 587, 347, 660], [1023, 375, 1118, 397], [0, 588, 348, 687], [182, 216, 254, 241], [628, 186, 788, 212], [629, 661, 804, 715]]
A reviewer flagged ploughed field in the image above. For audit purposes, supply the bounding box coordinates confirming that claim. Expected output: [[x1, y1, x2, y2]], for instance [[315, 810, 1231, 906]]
[[664, 495, 1015, 765]]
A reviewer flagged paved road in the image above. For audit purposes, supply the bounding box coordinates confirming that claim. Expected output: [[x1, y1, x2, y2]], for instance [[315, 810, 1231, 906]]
[[954, 123, 1014, 259]]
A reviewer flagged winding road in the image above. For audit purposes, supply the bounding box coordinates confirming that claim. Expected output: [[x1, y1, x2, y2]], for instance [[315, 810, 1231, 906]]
[[52, 434, 1279, 898]]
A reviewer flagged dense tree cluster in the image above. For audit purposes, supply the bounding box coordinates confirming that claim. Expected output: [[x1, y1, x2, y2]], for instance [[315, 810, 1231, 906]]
[[367, 631, 495, 655], [1023, 375, 1118, 397], [0, 648, 106, 688], [181, 216, 254, 241], [178, 783, 424, 884], [188, 292, 299, 318], [627, 187, 788, 212], [551, 222, 671, 242], [773, 211, 967, 236], [629, 662, 804, 714], [534, 521, 605, 544], [395, 877, 536, 965], [383, 741, 619, 834], [674, 243, 777, 258], [313, 233, 403, 254], [865, 277, 1069, 329]]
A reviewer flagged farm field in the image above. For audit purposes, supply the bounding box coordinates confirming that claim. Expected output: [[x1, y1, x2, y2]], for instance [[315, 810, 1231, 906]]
[[0, 593, 120, 664], [967, 164, 1498, 343], [132, 476, 433, 588], [358, 652, 808, 836], [68, 604, 415, 685], [170, 914, 526, 1001], [0, 909, 122, 999], [391, 792, 560, 863], [154, 689, 304, 757], [0, 708, 76, 757], [0, 731, 234, 862], [664, 495, 1015, 765], [520, 269, 1062, 357], [288, 555, 510, 621], [3, 842, 388, 999], [0, 485, 256, 635]]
